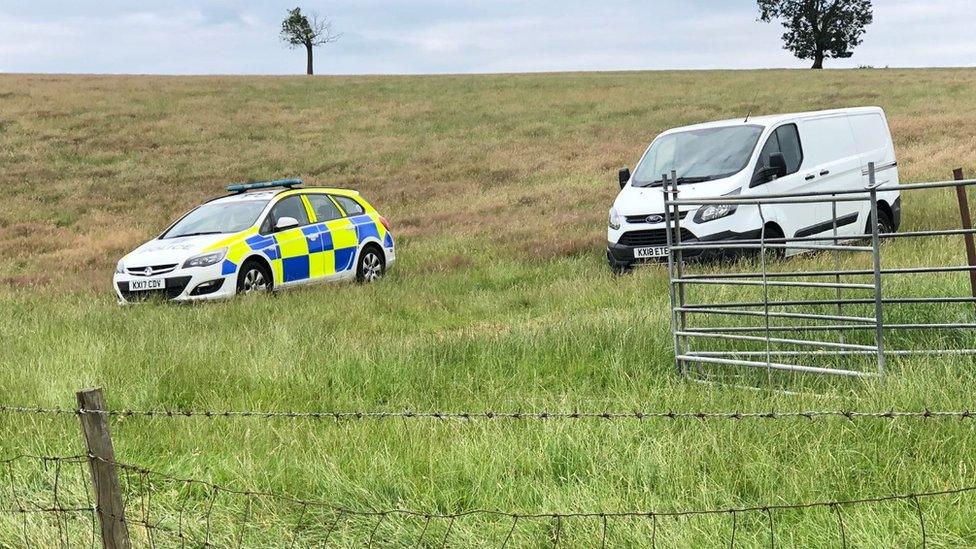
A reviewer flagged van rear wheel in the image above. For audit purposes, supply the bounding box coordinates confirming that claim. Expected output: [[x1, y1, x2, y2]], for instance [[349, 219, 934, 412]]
[[866, 209, 895, 236]]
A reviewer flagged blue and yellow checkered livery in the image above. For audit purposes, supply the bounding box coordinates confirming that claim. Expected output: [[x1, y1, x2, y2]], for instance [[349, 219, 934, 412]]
[[203, 189, 393, 286]]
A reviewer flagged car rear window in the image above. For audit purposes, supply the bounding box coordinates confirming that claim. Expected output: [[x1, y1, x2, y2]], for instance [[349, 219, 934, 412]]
[[334, 195, 365, 216], [307, 194, 343, 222]]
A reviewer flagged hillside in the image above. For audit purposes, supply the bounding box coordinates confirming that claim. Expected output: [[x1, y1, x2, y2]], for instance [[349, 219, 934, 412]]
[[1, 69, 976, 546]]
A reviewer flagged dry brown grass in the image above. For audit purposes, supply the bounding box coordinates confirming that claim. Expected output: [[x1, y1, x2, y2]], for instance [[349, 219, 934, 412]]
[[1, 69, 975, 290]]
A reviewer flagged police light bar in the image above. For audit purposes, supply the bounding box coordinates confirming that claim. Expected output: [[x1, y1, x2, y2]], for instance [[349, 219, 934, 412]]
[[227, 178, 303, 193]]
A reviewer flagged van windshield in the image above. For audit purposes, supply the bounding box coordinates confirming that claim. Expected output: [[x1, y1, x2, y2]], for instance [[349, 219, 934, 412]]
[[631, 125, 763, 187]]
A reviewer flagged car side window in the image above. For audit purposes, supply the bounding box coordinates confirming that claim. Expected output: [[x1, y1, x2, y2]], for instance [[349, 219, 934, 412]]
[[307, 194, 343, 222], [333, 195, 365, 216], [755, 124, 803, 177], [263, 195, 310, 232]]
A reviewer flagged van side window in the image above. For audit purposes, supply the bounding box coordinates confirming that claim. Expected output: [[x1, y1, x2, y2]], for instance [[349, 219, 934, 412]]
[[775, 124, 802, 173], [756, 124, 803, 178]]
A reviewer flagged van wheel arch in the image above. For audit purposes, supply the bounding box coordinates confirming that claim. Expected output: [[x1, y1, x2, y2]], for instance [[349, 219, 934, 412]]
[[762, 222, 784, 240], [761, 222, 785, 259]]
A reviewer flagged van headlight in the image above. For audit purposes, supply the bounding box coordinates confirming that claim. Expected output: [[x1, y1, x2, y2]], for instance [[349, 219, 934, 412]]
[[694, 203, 738, 223], [182, 248, 227, 268], [115, 260, 125, 274], [608, 208, 621, 230], [693, 188, 741, 223]]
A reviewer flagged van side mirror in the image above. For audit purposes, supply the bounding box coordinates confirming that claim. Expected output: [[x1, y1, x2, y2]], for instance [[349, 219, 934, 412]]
[[752, 153, 789, 186], [275, 216, 300, 231], [618, 167, 631, 189]]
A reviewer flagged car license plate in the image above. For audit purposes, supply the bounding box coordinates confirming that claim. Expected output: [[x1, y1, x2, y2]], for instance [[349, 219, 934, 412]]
[[129, 279, 165, 291], [634, 246, 668, 259]]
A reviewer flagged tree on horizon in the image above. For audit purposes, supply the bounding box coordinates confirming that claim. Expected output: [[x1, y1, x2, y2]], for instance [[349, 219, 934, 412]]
[[280, 7, 341, 75], [758, 0, 873, 69]]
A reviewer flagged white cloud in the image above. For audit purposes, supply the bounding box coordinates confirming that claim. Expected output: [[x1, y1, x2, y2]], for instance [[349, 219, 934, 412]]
[[0, 0, 972, 75]]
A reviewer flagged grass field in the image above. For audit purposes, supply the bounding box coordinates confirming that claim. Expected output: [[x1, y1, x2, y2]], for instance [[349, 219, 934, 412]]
[[2, 69, 976, 546]]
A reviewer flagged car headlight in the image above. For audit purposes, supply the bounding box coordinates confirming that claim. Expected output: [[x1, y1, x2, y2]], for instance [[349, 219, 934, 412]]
[[608, 207, 621, 230], [182, 248, 227, 268], [115, 260, 125, 274], [693, 189, 741, 223]]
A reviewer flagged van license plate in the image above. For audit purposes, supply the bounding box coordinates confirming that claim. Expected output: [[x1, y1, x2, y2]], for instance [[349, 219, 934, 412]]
[[634, 246, 668, 259], [129, 279, 165, 291]]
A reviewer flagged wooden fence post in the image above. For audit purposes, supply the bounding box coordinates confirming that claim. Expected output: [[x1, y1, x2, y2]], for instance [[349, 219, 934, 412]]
[[953, 168, 976, 302], [76, 388, 131, 549]]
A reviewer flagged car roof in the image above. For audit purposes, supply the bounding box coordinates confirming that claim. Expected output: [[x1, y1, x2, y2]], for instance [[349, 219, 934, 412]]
[[205, 186, 361, 206], [659, 106, 885, 136]]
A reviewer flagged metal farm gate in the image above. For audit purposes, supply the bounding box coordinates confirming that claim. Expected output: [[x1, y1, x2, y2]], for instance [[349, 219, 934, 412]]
[[661, 164, 976, 380]]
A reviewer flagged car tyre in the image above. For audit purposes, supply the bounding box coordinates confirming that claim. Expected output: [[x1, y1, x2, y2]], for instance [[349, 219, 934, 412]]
[[357, 246, 385, 283], [237, 260, 272, 295]]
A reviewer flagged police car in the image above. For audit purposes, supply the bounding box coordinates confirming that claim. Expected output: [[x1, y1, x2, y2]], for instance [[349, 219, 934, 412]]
[[114, 179, 395, 303]]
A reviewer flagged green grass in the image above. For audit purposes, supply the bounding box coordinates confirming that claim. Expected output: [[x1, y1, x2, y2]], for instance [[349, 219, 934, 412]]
[[2, 69, 976, 546]]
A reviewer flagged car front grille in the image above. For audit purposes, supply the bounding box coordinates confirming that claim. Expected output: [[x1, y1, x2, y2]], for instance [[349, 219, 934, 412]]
[[625, 211, 689, 224], [618, 228, 695, 247], [126, 264, 179, 277], [117, 276, 192, 302]]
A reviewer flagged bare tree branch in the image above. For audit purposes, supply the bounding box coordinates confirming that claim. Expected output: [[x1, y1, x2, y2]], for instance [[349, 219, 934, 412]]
[[309, 13, 342, 46]]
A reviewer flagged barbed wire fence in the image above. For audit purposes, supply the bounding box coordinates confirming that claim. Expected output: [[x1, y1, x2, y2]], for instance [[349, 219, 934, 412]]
[[2, 388, 975, 547], [4, 404, 976, 422], [2, 452, 973, 548]]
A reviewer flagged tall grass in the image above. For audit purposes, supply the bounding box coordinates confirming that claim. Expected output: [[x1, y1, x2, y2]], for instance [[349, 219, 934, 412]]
[[1, 69, 976, 545]]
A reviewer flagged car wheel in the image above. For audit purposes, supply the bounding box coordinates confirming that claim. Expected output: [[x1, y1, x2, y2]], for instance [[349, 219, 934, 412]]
[[357, 246, 385, 283], [237, 260, 272, 295]]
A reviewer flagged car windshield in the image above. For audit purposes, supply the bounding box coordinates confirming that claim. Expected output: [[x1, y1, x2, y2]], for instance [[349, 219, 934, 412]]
[[162, 200, 269, 239], [631, 125, 763, 187]]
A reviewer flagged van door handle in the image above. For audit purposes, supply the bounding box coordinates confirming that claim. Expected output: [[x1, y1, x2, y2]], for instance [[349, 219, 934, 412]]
[[819, 170, 830, 176], [805, 174, 815, 181]]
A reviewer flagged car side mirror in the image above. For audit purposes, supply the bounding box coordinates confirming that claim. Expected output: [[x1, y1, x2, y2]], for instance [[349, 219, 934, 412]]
[[769, 152, 788, 179], [275, 216, 300, 231], [618, 167, 631, 189]]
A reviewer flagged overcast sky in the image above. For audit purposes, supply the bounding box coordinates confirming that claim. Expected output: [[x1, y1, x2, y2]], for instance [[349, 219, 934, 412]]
[[0, 0, 973, 75]]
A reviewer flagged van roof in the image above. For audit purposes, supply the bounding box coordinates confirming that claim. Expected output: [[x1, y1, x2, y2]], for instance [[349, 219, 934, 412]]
[[661, 106, 885, 135]]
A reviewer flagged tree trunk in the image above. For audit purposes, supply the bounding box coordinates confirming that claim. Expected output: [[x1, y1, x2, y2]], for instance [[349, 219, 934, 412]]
[[811, 51, 824, 69], [305, 43, 314, 75]]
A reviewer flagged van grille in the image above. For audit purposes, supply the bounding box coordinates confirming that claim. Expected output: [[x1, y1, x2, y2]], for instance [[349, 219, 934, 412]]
[[618, 229, 695, 247], [625, 211, 689, 224]]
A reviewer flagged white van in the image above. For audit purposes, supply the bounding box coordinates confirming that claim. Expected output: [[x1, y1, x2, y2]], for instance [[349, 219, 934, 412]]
[[607, 107, 900, 271]]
